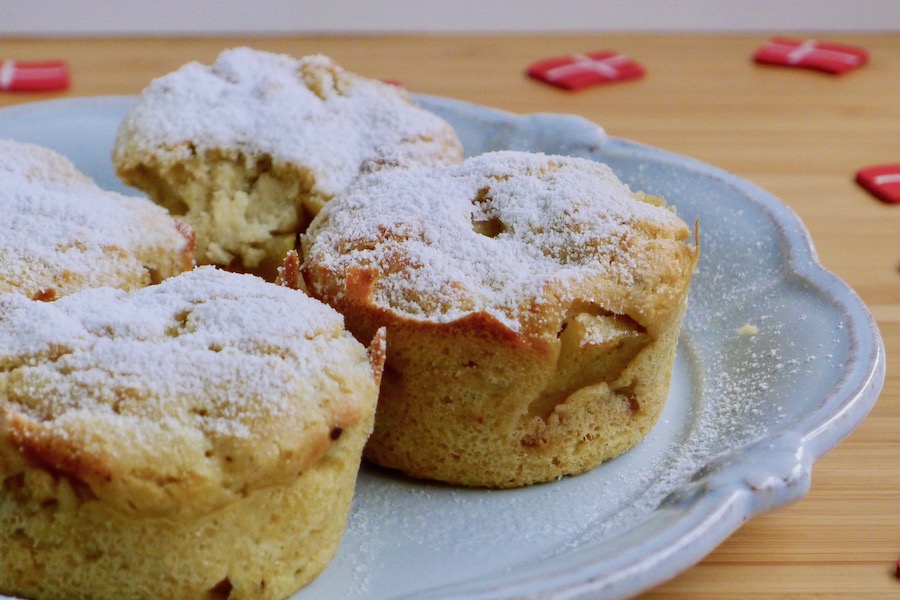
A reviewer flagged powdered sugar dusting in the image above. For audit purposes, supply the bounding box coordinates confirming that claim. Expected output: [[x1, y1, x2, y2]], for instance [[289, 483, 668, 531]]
[[0, 267, 372, 497], [0, 139, 189, 297], [114, 48, 461, 199], [304, 151, 693, 333]]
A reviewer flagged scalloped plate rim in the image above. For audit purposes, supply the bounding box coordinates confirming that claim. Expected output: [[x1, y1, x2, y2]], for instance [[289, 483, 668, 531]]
[[413, 93, 885, 599]]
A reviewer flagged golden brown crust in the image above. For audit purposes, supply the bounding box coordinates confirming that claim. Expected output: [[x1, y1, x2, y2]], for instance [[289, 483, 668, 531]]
[[302, 152, 696, 340], [275, 248, 303, 290], [302, 151, 698, 487], [367, 326, 388, 388], [0, 267, 383, 598], [0, 267, 378, 516]]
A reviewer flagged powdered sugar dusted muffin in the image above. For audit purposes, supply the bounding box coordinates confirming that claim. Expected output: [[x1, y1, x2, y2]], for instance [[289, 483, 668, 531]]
[[0, 267, 385, 599], [302, 151, 698, 488], [0, 139, 194, 301], [113, 47, 464, 279]]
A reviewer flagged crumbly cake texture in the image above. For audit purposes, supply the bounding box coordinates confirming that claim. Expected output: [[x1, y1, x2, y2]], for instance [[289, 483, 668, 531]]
[[0, 267, 385, 600], [113, 47, 464, 280], [302, 150, 698, 488], [0, 139, 194, 301]]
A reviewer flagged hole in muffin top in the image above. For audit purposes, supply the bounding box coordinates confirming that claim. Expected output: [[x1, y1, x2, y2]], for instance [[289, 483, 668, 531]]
[[472, 215, 505, 238], [471, 185, 506, 238]]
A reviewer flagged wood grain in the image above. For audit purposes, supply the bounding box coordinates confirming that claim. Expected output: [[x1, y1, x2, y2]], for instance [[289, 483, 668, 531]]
[[0, 34, 897, 599]]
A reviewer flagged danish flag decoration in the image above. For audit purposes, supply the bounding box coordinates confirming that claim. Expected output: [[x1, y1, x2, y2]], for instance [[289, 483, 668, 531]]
[[0, 60, 70, 92], [527, 51, 645, 90], [856, 164, 900, 205], [753, 38, 868, 75]]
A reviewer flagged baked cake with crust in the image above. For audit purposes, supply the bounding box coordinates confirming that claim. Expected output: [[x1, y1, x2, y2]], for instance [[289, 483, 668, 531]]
[[113, 48, 463, 279], [0, 267, 385, 599], [0, 139, 194, 301], [301, 150, 698, 488]]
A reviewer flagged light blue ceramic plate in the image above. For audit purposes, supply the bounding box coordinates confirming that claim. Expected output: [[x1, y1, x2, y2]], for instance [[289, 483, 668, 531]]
[[0, 96, 885, 600]]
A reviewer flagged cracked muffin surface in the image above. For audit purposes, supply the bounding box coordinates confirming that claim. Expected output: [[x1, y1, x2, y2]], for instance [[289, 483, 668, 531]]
[[113, 48, 463, 279]]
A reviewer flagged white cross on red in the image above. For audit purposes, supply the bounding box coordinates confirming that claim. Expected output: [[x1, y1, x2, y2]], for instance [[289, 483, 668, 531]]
[[754, 38, 868, 75], [528, 51, 645, 90]]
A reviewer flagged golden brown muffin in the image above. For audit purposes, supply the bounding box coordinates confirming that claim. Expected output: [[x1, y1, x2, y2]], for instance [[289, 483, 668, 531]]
[[0, 267, 385, 600], [113, 47, 464, 280], [0, 139, 194, 301], [301, 151, 698, 488]]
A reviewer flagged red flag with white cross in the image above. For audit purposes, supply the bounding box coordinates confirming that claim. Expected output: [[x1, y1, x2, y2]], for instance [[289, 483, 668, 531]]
[[527, 51, 645, 90], [753, 38, 868, 75]]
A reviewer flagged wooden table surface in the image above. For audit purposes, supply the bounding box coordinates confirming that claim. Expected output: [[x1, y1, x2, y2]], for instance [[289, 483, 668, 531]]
[[0, 34, 897, 599]]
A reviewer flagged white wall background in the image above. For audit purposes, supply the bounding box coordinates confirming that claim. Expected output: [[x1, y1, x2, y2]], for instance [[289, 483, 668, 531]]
[[1, 0, 898, 35]]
